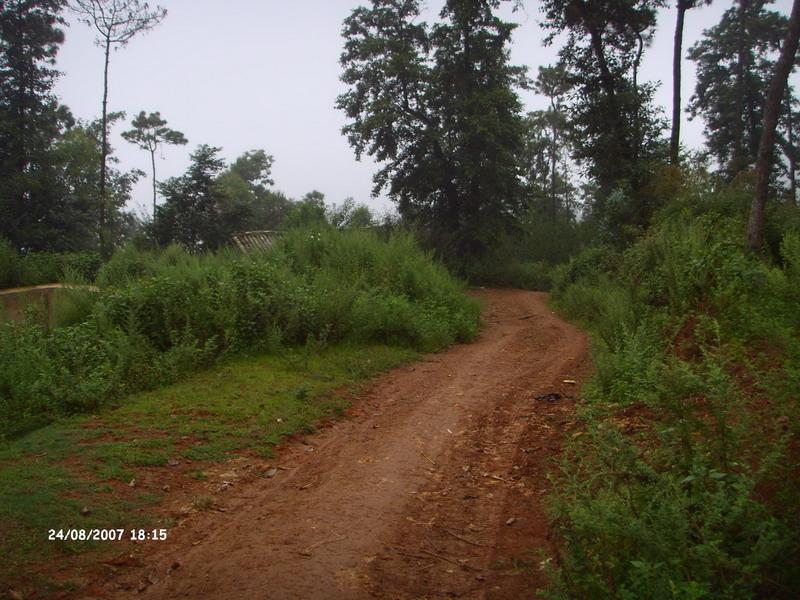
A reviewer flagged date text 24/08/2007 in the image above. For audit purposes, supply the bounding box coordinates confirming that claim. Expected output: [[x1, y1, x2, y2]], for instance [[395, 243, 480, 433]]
[[48, 528, 168, 542]]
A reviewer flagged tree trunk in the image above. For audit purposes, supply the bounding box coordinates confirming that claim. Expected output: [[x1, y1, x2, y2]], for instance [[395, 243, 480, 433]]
[[550, 139, 557, 221], [670, 2, 688, 165], [550, 100, 558, 222], [562, 152, 570, 215], [632, 32, 645, 163], [748, 0, 800, 251], [99, 36, 111, 257], [151, 148, 158, 217], [786, 87, 797, 203], [731, 0, 750, 176]]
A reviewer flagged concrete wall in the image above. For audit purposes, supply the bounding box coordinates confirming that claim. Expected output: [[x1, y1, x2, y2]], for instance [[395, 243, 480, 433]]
[[0, 285, 64, 324]]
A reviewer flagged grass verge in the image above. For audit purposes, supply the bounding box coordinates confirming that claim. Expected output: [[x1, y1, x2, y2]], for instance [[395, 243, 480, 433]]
[[0, 342, 416, 594]]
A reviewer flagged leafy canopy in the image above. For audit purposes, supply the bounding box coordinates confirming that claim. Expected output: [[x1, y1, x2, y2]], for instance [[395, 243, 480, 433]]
[[121, 111, 187, 155], [337, 0, 528, 262]]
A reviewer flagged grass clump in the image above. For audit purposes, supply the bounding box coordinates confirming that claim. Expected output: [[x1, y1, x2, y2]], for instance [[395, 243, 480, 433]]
[[546, 187, 800, 599]]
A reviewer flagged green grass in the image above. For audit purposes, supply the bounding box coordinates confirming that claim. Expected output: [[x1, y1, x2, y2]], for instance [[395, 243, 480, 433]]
[[0, 342, 416, 588]]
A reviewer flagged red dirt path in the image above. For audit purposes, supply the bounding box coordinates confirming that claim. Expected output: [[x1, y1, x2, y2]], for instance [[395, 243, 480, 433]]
[[87, 289, 590, 599]]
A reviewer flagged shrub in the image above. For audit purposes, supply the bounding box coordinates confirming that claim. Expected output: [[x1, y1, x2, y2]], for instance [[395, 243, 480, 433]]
[[51, 283, 99, 328], [447, 216, 590, 290], [547, 190, 800, 598], [17, 253, 61, 286], [0, 238, 20, 289], [0, 240, 102, 290], [550, 244, 621, 297], [0, 229, 479, 438], [62, 252, 103, 282], [549, 437, 787, 599], [464, 256, 552, 290]]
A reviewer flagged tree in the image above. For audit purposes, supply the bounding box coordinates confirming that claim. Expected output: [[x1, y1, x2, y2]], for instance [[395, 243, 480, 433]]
[[539, 0, 666, 233], [0, 0, 72, 250], [328, 197, 374, 229], [778, 89, 799, 202], [153, 144, 225, 251], [530, 65, 573, 221], [284, 191, 327, 229], [69, 0, 166, 256], [228, 149, 274, 191], [670, 0, 711, 165], [215, 149, 284, 235], [121, 110, 187, 217], [521, 110, 575, 221], [521, 111, 553, 201], [337, 0, 527, 262], [748, 0, 800, 251], [153, 146, 290, 248], [49, 113, 142, 250], [248, 189, 293, 230], [48, 124, 104, 250], [688, 0, 789, 179]]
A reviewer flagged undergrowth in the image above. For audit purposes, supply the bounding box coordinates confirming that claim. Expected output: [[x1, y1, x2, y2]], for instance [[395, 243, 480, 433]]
[[0, 228, 479, 438], [547, 185, 800, 599], [457, 213, 591, 291], [0, 238, 101, 288]]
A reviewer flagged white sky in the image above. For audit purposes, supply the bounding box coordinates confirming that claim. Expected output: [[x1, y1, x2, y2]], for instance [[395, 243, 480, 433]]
[[52, 0, 797, 218]]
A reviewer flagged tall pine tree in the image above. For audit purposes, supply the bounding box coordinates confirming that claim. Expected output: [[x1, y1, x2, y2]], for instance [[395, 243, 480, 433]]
[[337, 0, 527, 263], [538, 0, 666, 238], [0, 0, 72, 250], [688, 0, 791, 179], [152, 144, 226, 251]]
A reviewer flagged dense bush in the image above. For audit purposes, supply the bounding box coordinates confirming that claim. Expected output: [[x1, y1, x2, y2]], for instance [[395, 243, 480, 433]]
[[446, 213, 591, 291], [0, 238, 102, 289], [0, 239, 16, 289], [463, 255, 553, 291], [547, 192, 800, 598], [0, 228, 479, 438]]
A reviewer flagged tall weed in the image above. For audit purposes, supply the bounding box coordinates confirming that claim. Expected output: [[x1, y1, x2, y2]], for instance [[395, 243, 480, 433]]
[[0, 239, 101, 289], [0, 229, 479, 438]]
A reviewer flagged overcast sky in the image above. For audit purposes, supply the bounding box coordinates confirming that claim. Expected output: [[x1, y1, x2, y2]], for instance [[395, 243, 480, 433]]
[[52, 0, 796, 218]]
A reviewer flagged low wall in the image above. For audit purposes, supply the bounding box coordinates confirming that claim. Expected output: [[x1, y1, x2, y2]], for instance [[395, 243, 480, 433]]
[[0, 284, 94, 324]]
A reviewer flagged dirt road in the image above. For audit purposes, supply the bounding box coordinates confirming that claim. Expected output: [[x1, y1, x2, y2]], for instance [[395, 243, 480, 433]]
[[96, 289, 589, 599]]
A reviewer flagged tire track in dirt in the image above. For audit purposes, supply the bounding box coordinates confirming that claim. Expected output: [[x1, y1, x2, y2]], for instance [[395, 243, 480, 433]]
[[90, 289, 589, 599]]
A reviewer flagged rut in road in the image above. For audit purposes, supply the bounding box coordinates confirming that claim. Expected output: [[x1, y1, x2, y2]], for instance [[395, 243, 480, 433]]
[[102, 290, 589, 599]]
